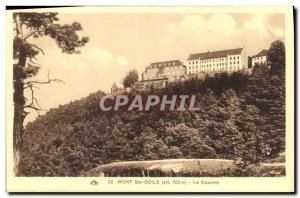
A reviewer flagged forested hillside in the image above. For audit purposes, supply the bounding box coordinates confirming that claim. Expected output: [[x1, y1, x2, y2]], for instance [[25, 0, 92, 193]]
[[19, 41, 286, 177]]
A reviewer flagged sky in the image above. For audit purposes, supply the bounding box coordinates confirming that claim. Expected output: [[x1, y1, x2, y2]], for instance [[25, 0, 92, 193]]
[[24, 12, 285, 123]]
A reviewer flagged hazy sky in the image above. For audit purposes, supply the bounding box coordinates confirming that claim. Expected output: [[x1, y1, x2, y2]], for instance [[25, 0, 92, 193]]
[[24, 12, 284, 123]]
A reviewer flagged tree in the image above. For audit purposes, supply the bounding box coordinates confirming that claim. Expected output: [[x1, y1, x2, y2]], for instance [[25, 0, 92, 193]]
[[165, 123, 216, 159], [268, 40, 285, 75], [13, 12, 88, 174], [246, 61, 285, 158], [123, 69, 139, 88], [234, 105, 265, 175], [267, 40, 286, 157], [201, 89, 243, 158]]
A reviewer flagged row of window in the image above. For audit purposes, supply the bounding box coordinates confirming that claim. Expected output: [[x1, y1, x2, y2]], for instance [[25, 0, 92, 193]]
[[148, 65, 182, 69], [253, 56, 265, 61], [189, 61, 240, 70], [189, 66, 241, 74], [189, 56, 240, 65], [202, 57, 227, 63], [152, 62, 177, 67], [229, 56, 240, 60], [229, 61, 240, 65], [253, 61, 264, 65]]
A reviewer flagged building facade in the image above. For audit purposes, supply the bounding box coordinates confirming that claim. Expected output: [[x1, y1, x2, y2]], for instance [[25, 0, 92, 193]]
[[251, 49, 268, 67], [142, 60, 186, 82], [135, 78, 168, 90], [185, 48, 246, 74]]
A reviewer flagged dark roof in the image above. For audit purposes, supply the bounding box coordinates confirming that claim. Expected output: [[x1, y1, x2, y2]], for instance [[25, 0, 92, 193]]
[[188, 48, 243, 60], [111, 82, 118, 89], [252, 49, 268, 58], [148, 60, 185, 69]]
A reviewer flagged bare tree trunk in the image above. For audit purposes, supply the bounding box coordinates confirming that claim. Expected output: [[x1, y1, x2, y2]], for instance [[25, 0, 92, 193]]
[[13, 91, 24, 176], [13, 44, 26, 176]]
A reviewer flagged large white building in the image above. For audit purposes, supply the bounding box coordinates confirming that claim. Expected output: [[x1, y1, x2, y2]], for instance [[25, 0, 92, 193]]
[[186, 48, 246, 74], [251, 49, 268, 67], [142, 60, 186, 82]]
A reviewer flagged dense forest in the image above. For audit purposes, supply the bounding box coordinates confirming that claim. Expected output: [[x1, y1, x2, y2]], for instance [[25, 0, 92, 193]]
[[19, 40, 286, 176]]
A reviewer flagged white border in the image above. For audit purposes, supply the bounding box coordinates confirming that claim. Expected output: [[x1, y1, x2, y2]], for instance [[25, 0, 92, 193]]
[[1, 0, 298, 197]]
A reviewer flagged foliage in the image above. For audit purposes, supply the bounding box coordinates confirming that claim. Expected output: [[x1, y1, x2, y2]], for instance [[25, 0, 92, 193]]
[[267, 40, 285, 75], [19, 41, 286, 176], [13, 12, 89, 175], [123, 69, 139, 88]]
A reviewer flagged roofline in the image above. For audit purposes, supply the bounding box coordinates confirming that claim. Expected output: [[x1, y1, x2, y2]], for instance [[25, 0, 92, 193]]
[[150, 60, 181, 65], [252, 49, 268, 58], [187, 47, 244, 60]]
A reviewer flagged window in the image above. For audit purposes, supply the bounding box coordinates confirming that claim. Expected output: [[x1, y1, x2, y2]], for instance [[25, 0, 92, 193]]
[[234, 57, 236, 60]]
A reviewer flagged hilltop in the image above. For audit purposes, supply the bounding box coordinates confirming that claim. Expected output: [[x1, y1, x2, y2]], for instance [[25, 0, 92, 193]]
[[19, 67, 285, 176]]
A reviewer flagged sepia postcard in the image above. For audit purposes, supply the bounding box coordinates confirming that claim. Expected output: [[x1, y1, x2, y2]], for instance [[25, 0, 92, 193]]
[[6, 6, 294, 193]]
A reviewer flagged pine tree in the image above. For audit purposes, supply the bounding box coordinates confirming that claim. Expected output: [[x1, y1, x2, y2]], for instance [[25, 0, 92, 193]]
[[13, 12, 88, 174]]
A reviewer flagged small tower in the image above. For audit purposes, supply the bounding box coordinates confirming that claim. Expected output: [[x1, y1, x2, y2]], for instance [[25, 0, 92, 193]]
[[111, 82, 119, 95]]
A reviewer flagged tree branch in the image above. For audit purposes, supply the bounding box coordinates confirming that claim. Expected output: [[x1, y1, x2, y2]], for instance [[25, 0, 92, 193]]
[[26, 71, 64, 85], [29, 55, 39, 65], [24, 71, 65, 114], [29, 44, 45, 55], [23, 28, 44, 40], [24, 83, 44, 114]]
